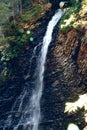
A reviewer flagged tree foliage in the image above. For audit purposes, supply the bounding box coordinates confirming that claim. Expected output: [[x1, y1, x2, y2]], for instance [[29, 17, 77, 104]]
[[0, 2, 10, 24]]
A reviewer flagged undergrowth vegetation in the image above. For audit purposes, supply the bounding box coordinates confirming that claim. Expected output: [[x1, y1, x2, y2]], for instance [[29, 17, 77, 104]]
[[59, 0, 81, 32], [1, 21, 33, 66]]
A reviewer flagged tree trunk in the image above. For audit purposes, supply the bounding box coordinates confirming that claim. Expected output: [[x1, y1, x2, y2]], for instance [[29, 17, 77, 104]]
[[10, 0, 15, 20], [19, 0, 22, 17]]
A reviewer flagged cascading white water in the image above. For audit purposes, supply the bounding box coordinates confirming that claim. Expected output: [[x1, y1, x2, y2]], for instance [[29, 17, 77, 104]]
[[0, 9, 64, 130], [30, 9, 64, 130]]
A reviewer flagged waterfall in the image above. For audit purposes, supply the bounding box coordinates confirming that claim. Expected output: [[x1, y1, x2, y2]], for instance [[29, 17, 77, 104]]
[[0, 9, 64, 130], [30, 9, 64, 130]]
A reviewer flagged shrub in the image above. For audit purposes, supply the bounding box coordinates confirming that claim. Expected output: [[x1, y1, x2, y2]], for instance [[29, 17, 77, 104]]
[[1, 21, 33, 65]]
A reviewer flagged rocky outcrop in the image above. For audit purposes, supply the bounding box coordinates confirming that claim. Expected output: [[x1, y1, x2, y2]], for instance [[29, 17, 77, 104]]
[[54, 24, 87, 84]]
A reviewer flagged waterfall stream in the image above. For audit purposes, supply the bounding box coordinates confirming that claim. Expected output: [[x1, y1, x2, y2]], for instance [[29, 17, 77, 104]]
[[0, 9, 64, 130], [30, 9, 64, 130]]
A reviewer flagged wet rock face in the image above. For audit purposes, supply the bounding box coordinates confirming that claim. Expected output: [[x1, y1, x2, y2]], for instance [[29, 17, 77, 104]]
[[77, 39, 87, 75], [41, 27, 87, 130], [54, 28, 87, 84]]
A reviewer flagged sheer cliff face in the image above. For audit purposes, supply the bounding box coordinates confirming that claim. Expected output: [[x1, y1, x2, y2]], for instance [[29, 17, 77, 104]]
[[47, 28, 86, 105], [55, 28, 87, 82], [42, 15, 87, 129], [45, 20, 87, 95]]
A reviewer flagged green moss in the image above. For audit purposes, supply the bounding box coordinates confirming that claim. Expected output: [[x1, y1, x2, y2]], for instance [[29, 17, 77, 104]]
[[60, 25, 73, 33], [59, 0, 81, 33]]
